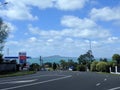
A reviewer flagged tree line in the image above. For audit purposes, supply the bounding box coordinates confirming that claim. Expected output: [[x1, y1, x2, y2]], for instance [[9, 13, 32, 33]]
[[29, 51, 120, 72]]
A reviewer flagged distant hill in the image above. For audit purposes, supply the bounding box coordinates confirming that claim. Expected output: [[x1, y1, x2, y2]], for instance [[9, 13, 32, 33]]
[[28, 55, 78, 64], [42, 55, 78, 63], [45, 55, 63, 58]]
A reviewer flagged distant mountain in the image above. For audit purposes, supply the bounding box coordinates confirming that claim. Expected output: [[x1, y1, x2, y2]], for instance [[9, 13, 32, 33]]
[[42, 55, 78, 63], [45, 55, 62, 58], [44, 55, 77, 58]]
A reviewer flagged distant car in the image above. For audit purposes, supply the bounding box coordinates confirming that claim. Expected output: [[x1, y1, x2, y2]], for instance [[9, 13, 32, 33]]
[[69, 68, 73, 71], [40, 68, 46, 71]]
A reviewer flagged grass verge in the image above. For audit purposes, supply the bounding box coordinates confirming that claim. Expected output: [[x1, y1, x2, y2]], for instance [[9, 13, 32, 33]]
[[0, 71, 36, 78]]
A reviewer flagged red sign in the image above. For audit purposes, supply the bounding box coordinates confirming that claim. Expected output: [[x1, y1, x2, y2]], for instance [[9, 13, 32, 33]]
[[19, 52, 27, 64], [19, 56, 26, 60]]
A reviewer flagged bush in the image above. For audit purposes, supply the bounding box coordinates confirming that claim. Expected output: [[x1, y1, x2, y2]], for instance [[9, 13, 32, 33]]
[[90, 61, 98, 71], [77, 65, 86, 71], [96, 62, 108, 72], [29, 63, 40, 71]]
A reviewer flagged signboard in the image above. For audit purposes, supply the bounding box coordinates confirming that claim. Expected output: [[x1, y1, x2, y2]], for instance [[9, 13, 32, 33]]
[[19, 52, 26, 64]]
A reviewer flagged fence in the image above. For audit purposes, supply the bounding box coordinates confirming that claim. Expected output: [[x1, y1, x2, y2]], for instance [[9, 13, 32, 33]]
[[0, 63, 16, 72], [110, 66, 120, 74]]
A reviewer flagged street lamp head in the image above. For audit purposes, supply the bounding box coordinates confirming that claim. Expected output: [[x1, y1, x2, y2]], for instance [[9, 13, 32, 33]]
[[0, 2, 8, 6], [4, 2, 8, 5]]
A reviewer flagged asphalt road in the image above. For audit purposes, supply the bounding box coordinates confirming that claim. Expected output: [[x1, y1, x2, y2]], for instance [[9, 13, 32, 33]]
[[0, 71, 120, 90]]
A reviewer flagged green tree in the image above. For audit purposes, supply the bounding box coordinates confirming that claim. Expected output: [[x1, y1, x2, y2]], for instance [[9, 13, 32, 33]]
[[0, 18, 9, 53], [78, 50, 94, 65], [108, 61, 117, 67], [100, 58, 108, 62], [67, 59, 74, 67], [44, 62, 52, 68], [112, 54, 120, 65], [90, 61, 98, 71], [29, 63, 40, 71], [59, 60, 67, 70], [96, 62, 108, 72], [77, 64, 86, 71], [78, 50, 94, 70], [53, 62, 57, 70]]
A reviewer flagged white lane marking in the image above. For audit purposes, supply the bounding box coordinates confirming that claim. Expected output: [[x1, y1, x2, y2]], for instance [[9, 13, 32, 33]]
[[104, 78, 107, 81], [0, 79, 37, 84], [108, 87, 120, 90], [96, 83, 101, 86], [0, 75, 72, 90], [0, 75, 66, 83]]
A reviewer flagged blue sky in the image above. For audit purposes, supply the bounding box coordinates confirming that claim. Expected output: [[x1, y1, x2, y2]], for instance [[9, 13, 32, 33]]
[[0, 0, 120, 58]]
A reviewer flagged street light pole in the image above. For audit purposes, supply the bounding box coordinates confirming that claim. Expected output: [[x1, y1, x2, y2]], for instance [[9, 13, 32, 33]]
[[40, 56, 42, 66], [83, 38, 92, 51], [89, 39, 92, 51]]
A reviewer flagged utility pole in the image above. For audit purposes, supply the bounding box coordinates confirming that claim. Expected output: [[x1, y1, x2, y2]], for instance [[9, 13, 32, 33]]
[[7, 48, 9, 56], [89, 39, 92, 51], [40, 56, 42, 66], [39, 56, 43, 66]]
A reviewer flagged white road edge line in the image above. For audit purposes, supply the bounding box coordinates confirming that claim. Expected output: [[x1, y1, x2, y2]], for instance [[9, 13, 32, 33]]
[[96, 83, 101, 86], [108, 87, 120, 90], [0, 75, 72, 90]]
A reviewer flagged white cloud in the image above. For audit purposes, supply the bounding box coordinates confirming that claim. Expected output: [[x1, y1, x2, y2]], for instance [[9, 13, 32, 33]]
[[107, 37, 119, 43], [4, 21, 17, 39], [5, 21, 16, 32], [64, 38, 74, 43], [61, 15, 96, 29], [23, 0, 53, 9], [0, 0, 89, 20], [28, 15, 111, 39], [0, 1, 36, 20], [90, 7, 120, 21], [4, 14, 113, 57], [0, 0, 54, 20], [60, 15, 110, 38], [54, 0, 88, 10], [6, 41, 19, 45], [28, 37, 37, 43], [47, 39, 54, 42]]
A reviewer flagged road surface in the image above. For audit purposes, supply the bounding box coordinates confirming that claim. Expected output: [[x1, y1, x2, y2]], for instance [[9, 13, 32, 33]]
[[0, 71, 120, 90]]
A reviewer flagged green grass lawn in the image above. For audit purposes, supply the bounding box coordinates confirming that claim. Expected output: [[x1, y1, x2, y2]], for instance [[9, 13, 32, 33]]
[[0, 71, 36, 78]]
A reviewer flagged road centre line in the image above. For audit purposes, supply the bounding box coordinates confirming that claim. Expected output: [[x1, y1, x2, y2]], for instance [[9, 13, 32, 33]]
[[0, 75, 72, 90], [108, 87, 120, 90], [0, 75, 66, 83]]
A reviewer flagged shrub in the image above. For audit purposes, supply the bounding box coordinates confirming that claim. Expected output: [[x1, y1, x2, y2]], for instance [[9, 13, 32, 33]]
[[96, 62, 108, 72], [90, 61, 98, 71], [29, 63, 40, 71], [77, 65, 86, 71]]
